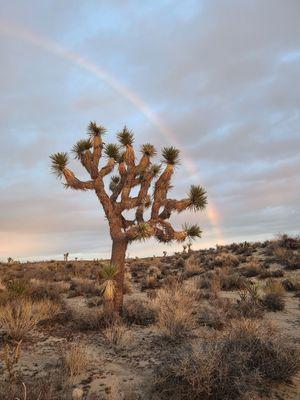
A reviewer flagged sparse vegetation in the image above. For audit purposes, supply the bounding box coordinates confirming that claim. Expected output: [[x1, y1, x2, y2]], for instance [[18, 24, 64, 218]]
[[155, 319, 300, 399], [0, 235, 298, 398]]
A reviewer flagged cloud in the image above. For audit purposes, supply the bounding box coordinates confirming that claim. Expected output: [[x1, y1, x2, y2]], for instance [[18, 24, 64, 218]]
[[0, 0, 299, 260]]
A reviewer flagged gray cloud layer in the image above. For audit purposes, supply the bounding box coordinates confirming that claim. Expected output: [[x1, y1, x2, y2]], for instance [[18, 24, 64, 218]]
[[0, 0, 299, 260]]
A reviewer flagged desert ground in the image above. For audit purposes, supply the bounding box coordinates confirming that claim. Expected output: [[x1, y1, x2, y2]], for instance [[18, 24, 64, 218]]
[[0, 234, 299, 399]]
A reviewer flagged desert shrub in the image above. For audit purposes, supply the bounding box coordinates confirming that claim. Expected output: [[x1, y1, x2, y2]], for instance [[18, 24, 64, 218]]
[[29, 280, 66, 302], [6, 279, 30, 297], [259, 269, 284, 279], [123, 298, 156, 326], [62, 344, 88, 379], [184, 255, 204, 277], [229, 282, 264, 319], [154, 281, 196, 340], [69, 278, 101, 297], [176, 256, 185, 268], [103, 323, 130, 351], [282, 278, 300, 292], [197, 302, 227, 330], [0, 298, 60, 340], [214, 252, 239, 269], [220, 272, 246, 290], [272, 246, 300, 269], [196, 273, 214, 289], [240, 259, 261, 277], [87, 296, 104, 308], [262, 280, 285, 311], [142, 274, 159, 290], [71, 306, 119, 331], [154, 319, 300, 400], [276, 234, 300, 250]]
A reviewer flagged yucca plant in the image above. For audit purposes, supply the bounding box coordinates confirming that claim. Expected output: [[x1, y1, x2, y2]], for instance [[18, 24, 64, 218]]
[[50, 122, 207, 312], [98, 264, 118, 301]]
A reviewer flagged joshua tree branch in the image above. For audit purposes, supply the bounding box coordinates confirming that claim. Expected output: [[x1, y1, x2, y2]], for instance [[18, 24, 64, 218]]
[[63, 168, 94, 190], [99, 159, 115, 177]]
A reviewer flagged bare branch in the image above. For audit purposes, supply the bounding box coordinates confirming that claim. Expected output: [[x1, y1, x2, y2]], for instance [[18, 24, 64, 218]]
[[63, 168, 94, 190]]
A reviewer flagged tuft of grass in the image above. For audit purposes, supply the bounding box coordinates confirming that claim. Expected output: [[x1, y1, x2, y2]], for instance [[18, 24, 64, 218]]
[[123, 298, 156, 326], [0, 298, 60, 340], [103, 323, 131, 351], [262, 280, 285, 311], [154, 281, 196, 340], [240, 259, 262, 277], [71, 306, 119, 331], [62, 344, 88, 379]]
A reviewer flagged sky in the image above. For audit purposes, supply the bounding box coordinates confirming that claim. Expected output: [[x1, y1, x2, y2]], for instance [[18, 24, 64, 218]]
[[0, 0, 299, 261]]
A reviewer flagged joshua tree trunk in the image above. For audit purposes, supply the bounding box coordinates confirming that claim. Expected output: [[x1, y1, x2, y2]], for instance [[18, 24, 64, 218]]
[[110, 238, 128, 313]]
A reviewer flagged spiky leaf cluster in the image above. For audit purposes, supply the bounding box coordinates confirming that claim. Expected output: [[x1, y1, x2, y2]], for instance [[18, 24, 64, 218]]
[[162, 146, 180, 165], [117, 126, 134, 146], [98, 264, 118, 300], [72, 139, 92, 159], [188, 185, 207, 211], [104, 143, 120, 161], [141, 143, 157, 157], [132, 223, 152, 242], [50, 152, 69, 178], [87, 121, 106, 137], [150, 163, 162, 177], [183, 223, 202, 240]]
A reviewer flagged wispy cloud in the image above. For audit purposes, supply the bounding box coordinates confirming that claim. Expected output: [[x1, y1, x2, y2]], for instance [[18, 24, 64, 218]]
[[0, 0, 299, 260]]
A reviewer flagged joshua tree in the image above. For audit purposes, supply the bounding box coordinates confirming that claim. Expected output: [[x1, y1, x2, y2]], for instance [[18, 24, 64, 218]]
[[50, 122, 207, 312], [7, 257, 13, 264], [163, 251, 167, 258], [182, 244, 187, 253], [63, 252, 69, 262], [187, 241, 192, 253]]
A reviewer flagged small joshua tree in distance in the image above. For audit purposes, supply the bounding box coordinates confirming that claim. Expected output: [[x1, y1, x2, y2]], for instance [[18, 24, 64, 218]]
[[50, 122, 207, 312]]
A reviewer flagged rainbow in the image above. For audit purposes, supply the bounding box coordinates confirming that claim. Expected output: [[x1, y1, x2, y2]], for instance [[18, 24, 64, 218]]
[[0, 21, 224, 245]]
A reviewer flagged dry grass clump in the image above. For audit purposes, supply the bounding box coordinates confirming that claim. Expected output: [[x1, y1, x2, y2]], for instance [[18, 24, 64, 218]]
[[219, 271, 245, 290], [240, 259, 262, 277], [197, 301, 227, 330], [262, 280, 285, 311], [282, 278, 300, 292], [29, 279, 68, 302], [70, 278, 101, 297], [62, 344, 89, 379], [184, 255, 204, 277], [229, 282, 264, 319], [271, 245, 300, 270], [123, 298, 156, 326], [71, 306, 119, 331], [214, 252, 239, 268], [259, 269, 284, 279], [154, 281, 196, 340], [103, 323, 131, 350], [142, 274, 159, 290], [0, 298, 60, 340], [154, 319, 300, 400]]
